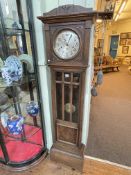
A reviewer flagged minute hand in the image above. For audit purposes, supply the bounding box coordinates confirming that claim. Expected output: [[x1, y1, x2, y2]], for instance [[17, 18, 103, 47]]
[[67, 34, 72, 45]]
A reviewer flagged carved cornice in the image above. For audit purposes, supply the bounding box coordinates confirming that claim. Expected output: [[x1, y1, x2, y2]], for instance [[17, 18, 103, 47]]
[[37, 5, 113, 24]]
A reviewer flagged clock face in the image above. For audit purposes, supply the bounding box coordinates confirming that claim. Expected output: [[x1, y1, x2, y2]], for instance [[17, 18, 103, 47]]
[[53, 30, 80, 60]]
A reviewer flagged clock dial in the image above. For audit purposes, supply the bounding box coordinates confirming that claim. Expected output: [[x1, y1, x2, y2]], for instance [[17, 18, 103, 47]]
[[54, 30, 80, 59]]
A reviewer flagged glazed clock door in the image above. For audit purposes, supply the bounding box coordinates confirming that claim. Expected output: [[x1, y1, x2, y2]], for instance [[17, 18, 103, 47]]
[[52, 69, 85, 146]]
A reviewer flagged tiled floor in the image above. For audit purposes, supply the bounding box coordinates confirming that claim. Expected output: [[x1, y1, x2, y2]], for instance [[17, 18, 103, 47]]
[[0, 157, 81, 175]]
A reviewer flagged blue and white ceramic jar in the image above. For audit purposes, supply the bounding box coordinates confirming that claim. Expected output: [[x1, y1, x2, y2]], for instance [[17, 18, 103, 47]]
[[1, 55, 23, 85], [7, 114, 24, 135], [26, 101, 39, 117]]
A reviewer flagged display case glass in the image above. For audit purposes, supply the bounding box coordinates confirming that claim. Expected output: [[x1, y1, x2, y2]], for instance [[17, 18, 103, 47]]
[[0, 0, 46, 168]]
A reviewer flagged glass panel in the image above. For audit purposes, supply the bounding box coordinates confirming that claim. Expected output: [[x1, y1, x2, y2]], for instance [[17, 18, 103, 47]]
[[0, 0, 19, 29], [64, 85, 70, 121], [0, 18, 7, 59], [73, 73, 80, 83], [72, 85, 79, 123], [56, 83, 62, 119], [64, 72, 71, 82], [0, 0, 31, 57], [56, 72, 62, 81], [5, 35, 22, 56], [4, 25, 31, 57], [21, 0, 29, 30], [0, 36, 4, 58], [25, 31, 32, 56]]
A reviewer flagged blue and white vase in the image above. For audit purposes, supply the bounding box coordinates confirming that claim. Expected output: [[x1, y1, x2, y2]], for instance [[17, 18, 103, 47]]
[[7, 114, 24, 135], [26, 101, 39, 117], [1, 55, 23, 85]]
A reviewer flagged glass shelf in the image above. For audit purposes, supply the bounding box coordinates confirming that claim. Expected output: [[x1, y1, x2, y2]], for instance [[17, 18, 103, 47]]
[[0, 74, 35, 88], [5, 28, 23, 36], [3, 28, 29, 36]]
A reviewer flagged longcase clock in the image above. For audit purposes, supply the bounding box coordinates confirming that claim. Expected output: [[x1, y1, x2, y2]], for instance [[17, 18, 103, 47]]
[[38, 5, 113, 170]]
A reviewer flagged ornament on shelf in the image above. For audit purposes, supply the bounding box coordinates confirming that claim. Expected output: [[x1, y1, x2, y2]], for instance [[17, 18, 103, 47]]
[[1, 55, 23, 85], [26, 101, 39, 117], [18, 54, 34, 73], [7, 114, 24, 135]]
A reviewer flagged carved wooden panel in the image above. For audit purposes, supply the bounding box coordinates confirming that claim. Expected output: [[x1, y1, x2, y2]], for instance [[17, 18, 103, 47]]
[[57, 124, 78, 144], [37, 5, 113, 24]]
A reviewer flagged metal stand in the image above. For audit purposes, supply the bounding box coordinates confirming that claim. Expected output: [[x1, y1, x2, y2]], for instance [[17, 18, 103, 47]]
[[28, 74, 38, 126], [0, 128, 9, 163]]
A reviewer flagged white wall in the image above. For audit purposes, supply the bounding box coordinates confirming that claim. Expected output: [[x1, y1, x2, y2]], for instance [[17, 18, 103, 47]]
[[32, 0, 95, 149], [43, 0, 96, 12], [32, 0, 53, 150]]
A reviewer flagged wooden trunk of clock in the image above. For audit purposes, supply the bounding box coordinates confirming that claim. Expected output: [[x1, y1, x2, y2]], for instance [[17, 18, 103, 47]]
[[50, 67, 85, 171], [51, 67, 85, 147]]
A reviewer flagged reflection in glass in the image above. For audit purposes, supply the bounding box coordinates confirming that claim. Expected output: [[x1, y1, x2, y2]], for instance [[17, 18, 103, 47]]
[[72, 85, 79, 123], [73, 73, 80, 83], [56, 83, 62, 119], [64, 85, 70, 121], [0, 0, 31, 57], [21, 0, 29, 30], [0, 0, 19, 29], [64, 72, 71, 82], [25, 32, 32, 56], [0, 39, 4, 59], [56, 72, 62, 81]]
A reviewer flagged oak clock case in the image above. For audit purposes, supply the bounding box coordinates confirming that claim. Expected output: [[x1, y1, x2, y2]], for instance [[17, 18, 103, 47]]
[[38, 5, 93, 156], [47, 25, 89, 147], [44, 22, 90, 67]]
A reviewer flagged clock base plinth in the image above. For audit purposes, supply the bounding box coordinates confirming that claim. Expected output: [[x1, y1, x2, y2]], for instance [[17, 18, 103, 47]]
[[50, 141, 84, 171]]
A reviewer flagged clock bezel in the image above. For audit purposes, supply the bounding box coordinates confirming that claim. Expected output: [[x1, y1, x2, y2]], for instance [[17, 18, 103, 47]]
[[53, 28, 82, 61]]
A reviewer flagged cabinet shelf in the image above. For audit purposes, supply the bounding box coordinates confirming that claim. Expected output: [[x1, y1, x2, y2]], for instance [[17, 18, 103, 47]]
[[0, 74, 35, 88]]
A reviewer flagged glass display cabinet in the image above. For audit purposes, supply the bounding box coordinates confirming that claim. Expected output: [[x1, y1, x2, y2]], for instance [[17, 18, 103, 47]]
[[0, 0, 46, 168]]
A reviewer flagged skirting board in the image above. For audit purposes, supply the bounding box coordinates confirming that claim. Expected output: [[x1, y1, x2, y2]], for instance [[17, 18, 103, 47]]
[[83, 155, 131, 175]]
